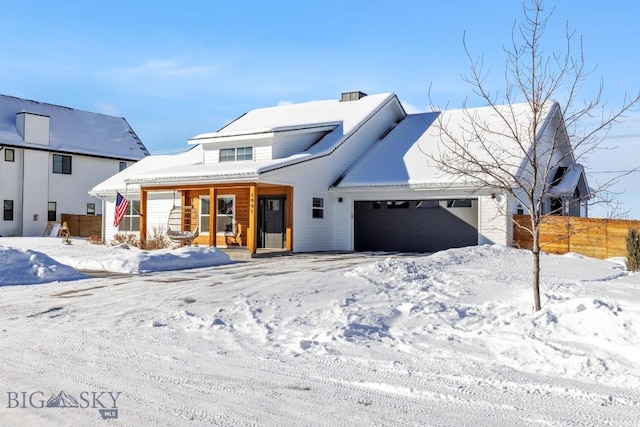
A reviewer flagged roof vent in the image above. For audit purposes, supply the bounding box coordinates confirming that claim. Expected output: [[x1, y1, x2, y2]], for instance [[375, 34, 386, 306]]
[[340, 91, 367, 102]]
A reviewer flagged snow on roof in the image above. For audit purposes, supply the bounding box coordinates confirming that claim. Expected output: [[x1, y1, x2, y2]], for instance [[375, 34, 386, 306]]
[[336, 102, 559, 189], [190, 93, 395, 141], [0, 94, 149, 160], [92, 93, 401, 191], [547, 164, 586, 197], [89, 146, 204, 195]]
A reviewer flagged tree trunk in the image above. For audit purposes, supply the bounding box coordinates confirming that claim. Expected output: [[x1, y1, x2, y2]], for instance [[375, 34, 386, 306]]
[[532, 237, 542, 311]]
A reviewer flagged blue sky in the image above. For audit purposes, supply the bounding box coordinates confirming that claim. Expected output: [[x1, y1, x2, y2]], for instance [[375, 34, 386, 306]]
[[1, 1, 639, 215]]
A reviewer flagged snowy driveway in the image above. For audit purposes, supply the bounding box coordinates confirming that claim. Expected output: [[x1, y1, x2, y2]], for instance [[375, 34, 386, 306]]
[[1, 246, 639, 426]]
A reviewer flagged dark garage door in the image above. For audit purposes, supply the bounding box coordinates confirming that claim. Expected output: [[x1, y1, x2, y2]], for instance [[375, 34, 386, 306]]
[[354, 200, 478, 252]]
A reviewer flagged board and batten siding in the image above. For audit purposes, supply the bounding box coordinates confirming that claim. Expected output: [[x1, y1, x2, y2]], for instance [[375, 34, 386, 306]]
[[478, 195, 509, 245]]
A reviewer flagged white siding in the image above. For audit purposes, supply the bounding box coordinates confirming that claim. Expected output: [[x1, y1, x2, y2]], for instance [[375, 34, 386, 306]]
[[103, 193, 174, 241], [254, 146, 272, 161], [21, 150, 49, 236], [478, 195, 509, 246], [0, 148, 23, 236], [0, 147, 141, 237], [203, 147, 219, 164]]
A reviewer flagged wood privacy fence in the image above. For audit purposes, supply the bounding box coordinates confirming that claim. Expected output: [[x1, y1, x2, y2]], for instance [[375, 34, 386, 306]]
[[512, 214, 640, 259], [60, 214, 102, 238]]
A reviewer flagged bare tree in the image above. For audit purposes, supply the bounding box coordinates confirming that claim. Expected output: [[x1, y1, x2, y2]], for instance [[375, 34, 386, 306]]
[[429, 0, 639, 311]]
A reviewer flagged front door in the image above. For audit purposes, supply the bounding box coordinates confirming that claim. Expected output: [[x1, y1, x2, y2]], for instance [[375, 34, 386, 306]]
[[258, 196, 285, 249]]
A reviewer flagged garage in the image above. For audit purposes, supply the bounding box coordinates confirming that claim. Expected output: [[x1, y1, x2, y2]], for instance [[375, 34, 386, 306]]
[[354, 199, 478, 252]]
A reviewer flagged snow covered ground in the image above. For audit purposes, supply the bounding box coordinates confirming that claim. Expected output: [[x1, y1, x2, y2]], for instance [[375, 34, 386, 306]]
[[0, 237, 639, 426]]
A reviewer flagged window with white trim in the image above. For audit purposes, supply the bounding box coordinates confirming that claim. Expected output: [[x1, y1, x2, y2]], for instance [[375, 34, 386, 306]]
[[217, 195, 235, 234], [200, 197, 210, 234], [219, 147, 253, 162], [118, 199, 140, 231]]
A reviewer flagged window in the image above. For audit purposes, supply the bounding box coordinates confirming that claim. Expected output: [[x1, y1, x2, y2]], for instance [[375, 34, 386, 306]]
[[446, 199, 472, 208], [217, 196, 235, 233], [219, 149, 236, 162], [118, 199, 140, 231], [119, 161, 127, 171], [3, 200, 13, 221], [219, 147, 253, 162], [236, 147, 253, 161], [87, 203, 96, 215], [48, 202, 57, 222], [200, 197, 210, 233], [312, 197, 324, 219], [417, 200, 440, 209], [4, 148, 14, 162], [53, 154, 72, 174], [387, 201, 410, 209]]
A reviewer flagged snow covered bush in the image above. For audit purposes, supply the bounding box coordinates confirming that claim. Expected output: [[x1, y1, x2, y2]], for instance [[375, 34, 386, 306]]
[[626, 228, 640, 271]]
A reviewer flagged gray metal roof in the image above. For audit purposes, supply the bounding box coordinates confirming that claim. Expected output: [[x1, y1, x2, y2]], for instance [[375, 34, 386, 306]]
[[0, 94, 149, 160]]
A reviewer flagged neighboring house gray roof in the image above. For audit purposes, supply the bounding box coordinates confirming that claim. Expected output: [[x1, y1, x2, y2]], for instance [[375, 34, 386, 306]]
[[0, 94, 149, 160]]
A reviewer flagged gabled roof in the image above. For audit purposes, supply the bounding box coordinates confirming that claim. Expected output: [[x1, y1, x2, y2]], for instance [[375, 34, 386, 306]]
[[0, 94, 149, 160], [335, 101, 566, 190], [91, 93, 403, 191], [190, 93, 396, 143]]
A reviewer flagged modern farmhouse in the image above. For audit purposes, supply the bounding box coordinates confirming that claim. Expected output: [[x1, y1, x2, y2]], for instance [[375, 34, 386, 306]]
[[90, 91, 589, 254], [0, 94, 149, 237]]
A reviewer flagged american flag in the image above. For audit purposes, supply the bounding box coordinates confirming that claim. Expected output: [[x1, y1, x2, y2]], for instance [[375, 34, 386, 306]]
[[113, 192, 130, 227]]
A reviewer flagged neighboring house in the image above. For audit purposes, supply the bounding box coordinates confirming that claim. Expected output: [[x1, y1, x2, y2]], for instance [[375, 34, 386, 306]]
[[0, 94, 149, 237], [89, 91, 589, 254]]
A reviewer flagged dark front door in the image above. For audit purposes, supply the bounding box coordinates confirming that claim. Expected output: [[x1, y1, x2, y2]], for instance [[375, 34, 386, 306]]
[[258, 196, 285, 249]]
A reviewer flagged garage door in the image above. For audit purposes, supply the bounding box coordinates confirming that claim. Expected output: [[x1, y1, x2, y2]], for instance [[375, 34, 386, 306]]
[[354, 199, 478, 252]]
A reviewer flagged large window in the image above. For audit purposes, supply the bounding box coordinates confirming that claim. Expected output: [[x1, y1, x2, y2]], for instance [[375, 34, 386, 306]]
[[53, 154, 72, 174], [217, 195, 235, 233], [219, 147, 253, 162], [48, 202, 57, 222], [118, 199, 140, 231], [4, 148, 14, 162], [200, 197, 210, 233], [3, 200, 13, 221]]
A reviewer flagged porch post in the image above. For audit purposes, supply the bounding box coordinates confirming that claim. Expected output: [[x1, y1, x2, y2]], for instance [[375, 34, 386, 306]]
[[285, 186, 293, 251], [139, 188, 147, 245], [248, 184, 258, 255], [209, 187, 217, 247]]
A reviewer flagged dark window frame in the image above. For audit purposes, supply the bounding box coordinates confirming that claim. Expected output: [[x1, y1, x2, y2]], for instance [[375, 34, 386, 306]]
[[4, 148, 15, 162], [53, 154, 72, 174], [48, 202, 57, 222], [87, 203, 96, 215], [312, 197, 324, 219], [3, 200, 13, 221]]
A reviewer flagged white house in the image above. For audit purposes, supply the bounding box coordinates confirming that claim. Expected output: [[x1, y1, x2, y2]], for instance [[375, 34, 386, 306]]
[[0, 94, 149, 237], [89, 91, 589, 254]]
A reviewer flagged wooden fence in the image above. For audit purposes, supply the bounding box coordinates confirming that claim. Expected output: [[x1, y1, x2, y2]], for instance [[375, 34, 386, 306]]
[[512, 214, 640, 259], [60, 214, 102, 238]]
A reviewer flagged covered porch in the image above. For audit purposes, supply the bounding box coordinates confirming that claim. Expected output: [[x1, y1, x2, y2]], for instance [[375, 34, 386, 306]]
[[138, 183, 293, 255]]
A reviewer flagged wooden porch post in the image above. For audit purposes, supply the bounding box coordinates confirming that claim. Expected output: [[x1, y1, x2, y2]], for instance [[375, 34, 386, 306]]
[[139, 188, 148, 245], [285, 186, 293, 251], [248, 184, 258, 255], [209, 187, 217, 247]]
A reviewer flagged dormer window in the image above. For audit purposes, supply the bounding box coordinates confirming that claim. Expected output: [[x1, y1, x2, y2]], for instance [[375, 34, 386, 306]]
[[219, 147, 253, 162]]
